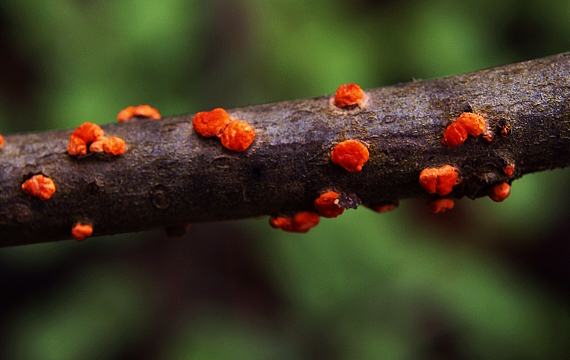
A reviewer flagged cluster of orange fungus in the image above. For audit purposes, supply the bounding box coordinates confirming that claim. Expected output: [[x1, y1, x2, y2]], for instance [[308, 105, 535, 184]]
[[68, 122, 125, 157], [269, 212, 320, 233], [366, 200, 399, 213], [0, 134, 4, 148], [193, 108, 255, 152], [220, 120, 255, 152], [334, 83, 364, 108], [117, 104, 161, 122], [419, 165, 459, 196], [314, 191, 344, 218], [427, 198, 454, 214], [193, 108, 231, 137], [21, 175, 56, 200], [504, 164, 515, 177], [442, 112, 486, 147], [489, 182, 511, 202], [72, 223, 93, 241], [331, 140, 369, 173]]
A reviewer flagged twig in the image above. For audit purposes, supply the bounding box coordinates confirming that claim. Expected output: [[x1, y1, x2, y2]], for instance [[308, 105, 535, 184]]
[[2, 52, 570, 246]]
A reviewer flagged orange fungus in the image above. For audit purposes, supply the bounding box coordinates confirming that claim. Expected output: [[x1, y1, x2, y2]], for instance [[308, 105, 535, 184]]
[[193, 108, 231, 137], [134, 104, 161, 119], [314, 191, 344, 218], [68, 135, 87, 156], [117, 104, 161, 122], [22, 174, 56, 200], [269, 211, 320, 233], [67, 122, 124, 156], [72, 122, 105, 143], [103, 136, 126, 156], [117, 106, 136, 122], [0, 134, 3, 148], [366, 200, 399, 213], [67, 122, 106, 156], [427, 198, 455, 214], [334, 83, 364, 108], [291, 212, 320, 233], [220, 120, 255, 152], [72, 223, 93, 241], [504, 164, 515, 177], [419, 165, 459, 196], [269, 216, 292, 231], [331, 140, 369, 173], [489, 182, 511, 202], [89, 139, 106, 153], [442, 112, 486, 147]]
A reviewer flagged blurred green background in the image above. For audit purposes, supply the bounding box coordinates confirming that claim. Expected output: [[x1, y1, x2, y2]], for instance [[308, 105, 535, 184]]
[[1, 0, 570, 359]]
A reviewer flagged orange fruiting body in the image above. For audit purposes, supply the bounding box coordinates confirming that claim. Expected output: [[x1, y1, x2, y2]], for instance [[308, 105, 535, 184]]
[[117, 106, 136, 122], [269, 216, 292, 231], [0, 134, 4, 148], [427, 198, 454, 213], [67, 122, 106, 156], [103, 136, 126, 156], [459, 112, 486, 136], [117, 104, 161, 122], [442, 121, 468, 147], [193, 108, 231, 137], [68, 135, 88, 156], [134, 104, 161, 119], [269, 211, 320, 233], [419, 165, 459, 196], [73, 122, 105, 143], [331, 140, 369, 173], [334, 83, 364, 108], [21, 174, 56, 200], [504, 164, 515, 177], [220, 120, 255, 152], [442, 112, 486, 147], [89, 139, 106, 153], [314, 191, 344, 218], [291, 212, 320, 233], [489, 182, 511, 202], [72, 223, 93, 241], [366, 200, 399, 213]]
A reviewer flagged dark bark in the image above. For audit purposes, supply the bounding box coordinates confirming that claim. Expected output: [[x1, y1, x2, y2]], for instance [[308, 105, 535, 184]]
[[2, 52, 570, 246]]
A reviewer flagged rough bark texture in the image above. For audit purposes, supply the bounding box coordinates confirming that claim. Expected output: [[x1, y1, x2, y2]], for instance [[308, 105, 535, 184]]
[[2, 53, 570, 246]]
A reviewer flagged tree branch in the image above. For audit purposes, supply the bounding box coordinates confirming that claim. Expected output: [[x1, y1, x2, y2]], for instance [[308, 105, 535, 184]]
[[2, 53, 570, 246]]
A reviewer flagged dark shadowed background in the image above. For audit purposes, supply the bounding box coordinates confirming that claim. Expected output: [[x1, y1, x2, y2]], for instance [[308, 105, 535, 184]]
[[1, 0, 570, 359]]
